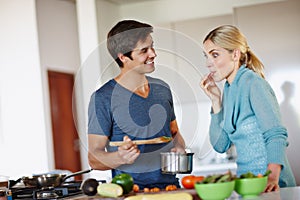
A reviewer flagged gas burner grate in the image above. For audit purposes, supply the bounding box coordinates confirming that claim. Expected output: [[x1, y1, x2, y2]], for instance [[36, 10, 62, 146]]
[[10, 181, 83, 199]]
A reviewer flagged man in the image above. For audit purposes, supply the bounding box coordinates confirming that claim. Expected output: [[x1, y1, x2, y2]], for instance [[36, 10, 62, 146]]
[[87, 20, 186, 189]]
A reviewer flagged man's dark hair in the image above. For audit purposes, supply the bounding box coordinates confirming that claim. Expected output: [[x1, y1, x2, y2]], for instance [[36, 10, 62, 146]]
[[107, 20, 153, 67]]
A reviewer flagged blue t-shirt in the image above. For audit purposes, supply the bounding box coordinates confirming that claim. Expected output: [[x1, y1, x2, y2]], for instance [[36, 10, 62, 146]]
[[88, 76, 179, 188]]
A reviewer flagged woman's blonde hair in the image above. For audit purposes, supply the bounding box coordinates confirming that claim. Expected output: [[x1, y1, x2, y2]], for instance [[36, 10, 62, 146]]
[[203, 25, 265, 78]]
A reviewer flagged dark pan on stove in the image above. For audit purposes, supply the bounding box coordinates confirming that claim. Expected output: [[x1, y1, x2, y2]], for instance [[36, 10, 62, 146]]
[[21, 169, 92, 189]]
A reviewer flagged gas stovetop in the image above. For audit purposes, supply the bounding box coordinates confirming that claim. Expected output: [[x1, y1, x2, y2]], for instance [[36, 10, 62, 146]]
[[10, 181, 83, 199]]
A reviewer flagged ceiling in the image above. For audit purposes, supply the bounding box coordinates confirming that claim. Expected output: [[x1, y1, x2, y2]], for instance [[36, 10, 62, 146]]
[[104, 0, 281, 6], [105, 0, 161, 4], [102, 0, 283, 24]]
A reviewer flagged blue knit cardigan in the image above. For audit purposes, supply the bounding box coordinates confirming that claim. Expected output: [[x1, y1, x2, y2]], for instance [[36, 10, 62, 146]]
[[209, 65, 296, 187]]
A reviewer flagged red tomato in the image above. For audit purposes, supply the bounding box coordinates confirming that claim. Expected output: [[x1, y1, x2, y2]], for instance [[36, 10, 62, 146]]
[[181, 175, 195, 189], [181, 175, 205, 189]]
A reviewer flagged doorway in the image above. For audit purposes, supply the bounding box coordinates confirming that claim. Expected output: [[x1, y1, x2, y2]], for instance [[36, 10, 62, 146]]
[[48, 70, 82, 178]]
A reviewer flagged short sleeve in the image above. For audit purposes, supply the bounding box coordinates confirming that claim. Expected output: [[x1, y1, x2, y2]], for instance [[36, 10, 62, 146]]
[[87, 92, 112, 136]]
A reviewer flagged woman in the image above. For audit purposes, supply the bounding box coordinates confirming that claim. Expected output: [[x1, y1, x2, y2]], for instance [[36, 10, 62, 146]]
[[200, 25, 296, 192]]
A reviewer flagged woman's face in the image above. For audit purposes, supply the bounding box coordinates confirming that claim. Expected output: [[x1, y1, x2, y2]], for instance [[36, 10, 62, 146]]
[[203, 39, 239, 84]]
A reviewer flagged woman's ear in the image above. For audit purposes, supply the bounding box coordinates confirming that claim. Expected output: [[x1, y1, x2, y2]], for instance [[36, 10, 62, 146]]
[[232, 49, 241, 62]]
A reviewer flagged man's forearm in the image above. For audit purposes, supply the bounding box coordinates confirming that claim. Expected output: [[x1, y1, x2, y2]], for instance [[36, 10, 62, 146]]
[[173, 132, 186, 153], [88, 150, 123, 170]]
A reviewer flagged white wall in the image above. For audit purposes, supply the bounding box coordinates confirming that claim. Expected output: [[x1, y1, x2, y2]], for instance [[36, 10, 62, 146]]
[[96, 0, 121, 42], [36, 0, 82, 172], [0, 0, 49, 178], [1, 0, 299, 183], [235, 0, 300, 185], [76, 0, 113, 180], [169, 14, 234, 159], [88, 0, 300, 182], [37, 0, 81, 73]]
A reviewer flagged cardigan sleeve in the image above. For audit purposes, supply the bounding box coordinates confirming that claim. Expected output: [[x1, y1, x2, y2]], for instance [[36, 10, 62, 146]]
[[209, 108, 232, 153], [249, 78, 288, 166]]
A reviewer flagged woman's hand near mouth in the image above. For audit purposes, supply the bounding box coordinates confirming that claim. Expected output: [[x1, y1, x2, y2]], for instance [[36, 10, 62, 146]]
[[200, 73, 222, 113]]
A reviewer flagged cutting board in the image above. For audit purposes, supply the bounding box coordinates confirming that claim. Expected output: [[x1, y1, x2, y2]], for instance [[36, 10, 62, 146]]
[[66, 189, 201, 200], [124, 192, 192, 200]]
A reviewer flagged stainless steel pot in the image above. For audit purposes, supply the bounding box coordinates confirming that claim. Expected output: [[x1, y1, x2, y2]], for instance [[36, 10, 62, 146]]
[[22, 169, 92, 188], [160, 152, 194, 174]]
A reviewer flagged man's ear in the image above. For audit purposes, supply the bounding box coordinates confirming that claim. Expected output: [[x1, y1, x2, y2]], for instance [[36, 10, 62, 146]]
[[118, 53, 129, 64], [232, 49, 241, 62]]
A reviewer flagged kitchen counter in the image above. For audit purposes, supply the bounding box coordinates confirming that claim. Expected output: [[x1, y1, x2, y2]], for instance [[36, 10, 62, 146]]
[[66, 189, 201, 200], [186, 159, 237, 176], [68, 186, 300, 200], [230, 186, 300, 199]]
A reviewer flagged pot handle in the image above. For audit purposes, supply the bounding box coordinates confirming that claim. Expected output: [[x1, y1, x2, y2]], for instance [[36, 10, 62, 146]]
[[62, 168, 93, 182], [9, 178, 22, 188]]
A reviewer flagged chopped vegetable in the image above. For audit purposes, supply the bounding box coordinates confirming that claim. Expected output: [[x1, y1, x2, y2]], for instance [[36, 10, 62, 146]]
[[198, 171, 235, 184], [133, 184, 139, 192], [240, 172, 255, 179], [181, 175, 204, 189], [264, 170, 272, 177], [165, 184, 177, 191], [112, 173, 134, 194], [149, 187, 160, 192], [81, 178, 99, 196], [257, 174, 263, 178], [97, 183, 123, 197], [239, 170, 272, 179]]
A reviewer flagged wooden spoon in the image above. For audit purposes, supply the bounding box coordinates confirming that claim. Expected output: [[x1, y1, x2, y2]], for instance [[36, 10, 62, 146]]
[[109, 136, 172, 146]]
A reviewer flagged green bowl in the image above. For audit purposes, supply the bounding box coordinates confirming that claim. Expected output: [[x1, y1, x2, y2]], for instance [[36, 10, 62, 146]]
[[195, 181, 235, 200], [234, 176, 268, 198]]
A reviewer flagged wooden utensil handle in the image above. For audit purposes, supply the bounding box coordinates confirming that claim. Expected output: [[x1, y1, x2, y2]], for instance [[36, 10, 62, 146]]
[[109, 136, 171, 146], [109, 139, 150, 146]]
